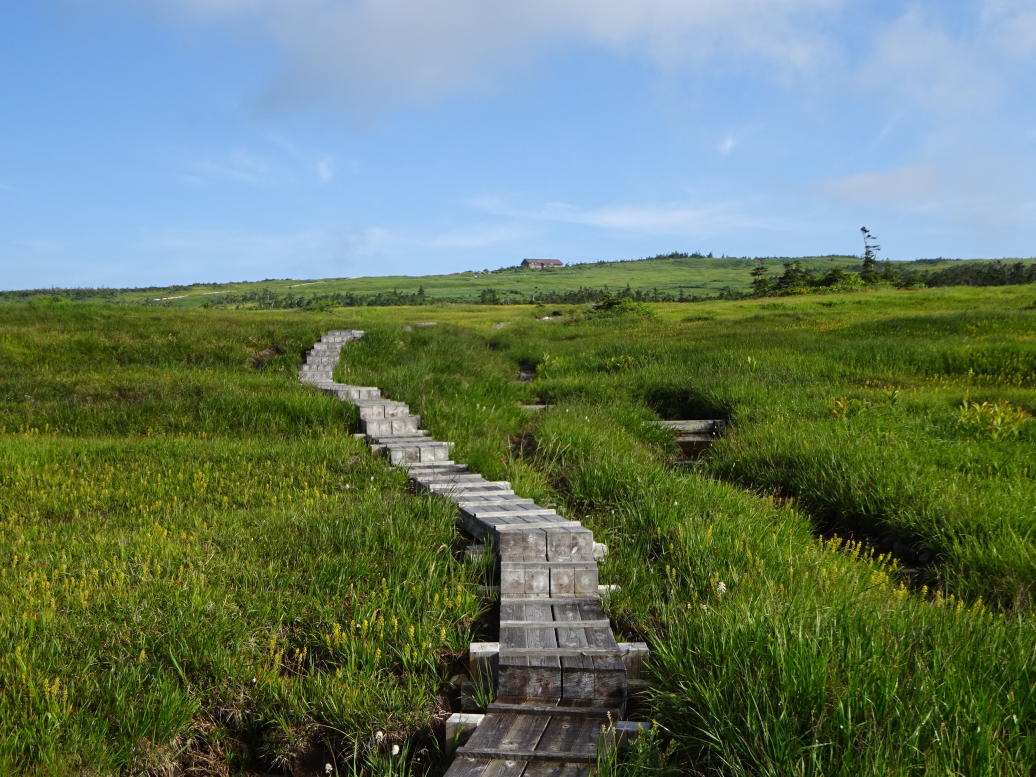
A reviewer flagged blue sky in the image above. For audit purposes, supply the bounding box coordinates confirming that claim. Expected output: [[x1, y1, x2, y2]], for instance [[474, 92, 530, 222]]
[[2, 1, 1035, 289]]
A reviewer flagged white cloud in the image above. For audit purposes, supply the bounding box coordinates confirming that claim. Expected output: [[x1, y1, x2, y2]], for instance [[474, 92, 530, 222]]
[[718, 135, 737, 156], [821, 156, 1036, 229], [183, 136, 341, 185], [473, 196, 768, 235], [314, 157, 335, 182], [982, 0, 1036, 57], [859, 8, 999, 114], [822, 163, 944, 210], [138, 225, 395, 279], [184, 148, 273, 185], [151, 0, 843, 114], [152, 226, 392, 255], [267, 134, 339, 182]]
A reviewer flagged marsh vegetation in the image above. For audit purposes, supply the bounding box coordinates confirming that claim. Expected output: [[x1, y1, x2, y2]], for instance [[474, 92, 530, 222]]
[[2, 285, 1033, 775]]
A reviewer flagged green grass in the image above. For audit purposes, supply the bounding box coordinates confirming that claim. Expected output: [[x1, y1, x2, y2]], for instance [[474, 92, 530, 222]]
[[335, 285, 1035, 776], [3, 286, 1035, 775], [9, 255, 1032, 308], [0, 306, 484, 775]]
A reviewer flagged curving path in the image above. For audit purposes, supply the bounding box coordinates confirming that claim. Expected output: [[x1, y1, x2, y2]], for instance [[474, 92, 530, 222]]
[[301, 331, 647, 777]]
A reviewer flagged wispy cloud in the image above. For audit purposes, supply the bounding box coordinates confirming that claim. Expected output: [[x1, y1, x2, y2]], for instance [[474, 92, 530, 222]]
[[147, 0, 843, 116], [424, 224, 531, 249], [183, 148, 273, 185], [982, 0, 1036, 57], [822, 164, 943, 210], [267, 133, 339, 182], [183, 135, 341, 186], [821, 156, 1036, 229], [137, 225, 396, 281], [717, 135, 737, 156], [143, 226, 391, 257], [858, 8, 999, 115], [472, 196, 768, 235]]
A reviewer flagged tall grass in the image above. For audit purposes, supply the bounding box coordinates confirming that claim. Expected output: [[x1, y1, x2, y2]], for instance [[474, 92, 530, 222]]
[[0, 305, 483, 775], [5, 287, 1034, 775], [340, 285, 1035, 775]]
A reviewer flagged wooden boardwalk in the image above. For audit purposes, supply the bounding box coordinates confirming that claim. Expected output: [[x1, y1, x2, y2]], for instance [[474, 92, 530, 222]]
[[300, 331, 647, 777]]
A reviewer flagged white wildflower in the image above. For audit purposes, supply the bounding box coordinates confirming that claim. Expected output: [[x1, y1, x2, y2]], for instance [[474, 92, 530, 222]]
[[391, 744, 400, 756], [716, 581, 727, 595]]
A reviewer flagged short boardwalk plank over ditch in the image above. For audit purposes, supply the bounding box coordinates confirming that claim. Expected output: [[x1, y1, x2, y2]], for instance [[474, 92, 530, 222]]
[[300, 331, 647, 776]]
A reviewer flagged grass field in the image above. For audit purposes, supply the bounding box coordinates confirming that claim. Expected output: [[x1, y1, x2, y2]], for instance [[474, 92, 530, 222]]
[[337, 286, 1035, 775], [2, 287, 1034, 775], [0, 306, 485, 775], [7, 255, 1030, 308]]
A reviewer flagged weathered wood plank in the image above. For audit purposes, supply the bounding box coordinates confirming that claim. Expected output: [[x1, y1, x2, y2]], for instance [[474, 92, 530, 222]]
[[520, 763, 591, 777], [498, 647, 625, 658], [537, 715, 599, 761], [460, 713, 550, 760], [499, 620, 611, 629], [487, 701, 617, 718], [499, 603, 561, 699], [554, 602, 595, 702], [579, 600, 626, 703]]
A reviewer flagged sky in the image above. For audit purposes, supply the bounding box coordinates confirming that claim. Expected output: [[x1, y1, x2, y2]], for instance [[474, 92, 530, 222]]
[[2, 0, 1035, 289]]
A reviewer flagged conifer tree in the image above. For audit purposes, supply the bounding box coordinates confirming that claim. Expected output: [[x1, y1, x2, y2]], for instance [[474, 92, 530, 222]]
[[860, 226, 881, 283]]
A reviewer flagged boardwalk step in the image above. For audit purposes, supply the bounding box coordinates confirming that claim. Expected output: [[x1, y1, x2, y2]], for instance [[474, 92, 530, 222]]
[[303, 330, 636, 777]]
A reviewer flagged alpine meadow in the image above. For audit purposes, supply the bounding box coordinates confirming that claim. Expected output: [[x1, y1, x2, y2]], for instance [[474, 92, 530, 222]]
[[6, 3, 1036, 773], [1, 281, 1033, 775]]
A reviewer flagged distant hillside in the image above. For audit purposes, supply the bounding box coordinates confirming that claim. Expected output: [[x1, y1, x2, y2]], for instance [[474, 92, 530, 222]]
[[2, 254, 1033, 308]]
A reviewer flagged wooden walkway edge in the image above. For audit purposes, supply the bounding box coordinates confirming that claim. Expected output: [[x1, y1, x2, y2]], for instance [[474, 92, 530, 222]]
[[301, 330, 649, 777]]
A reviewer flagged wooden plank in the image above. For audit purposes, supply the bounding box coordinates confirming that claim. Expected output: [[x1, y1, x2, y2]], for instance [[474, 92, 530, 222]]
[[536, 715, 599, 762], [499, 561, 526, 596], [475, 508, 568, 520], [426, 480, 512, 491], [580, 601, 626, 703], [652, 419, 723, 433], [545, 527, 594, 561], [498, 647, 625, 658], [494, 521, 578, 531], [494, 527, 547, 559], [572, 565, 599, 597], [469, 503, 560, 514], [520, 763, 590, 777], [458, 496, 537, 507], [457, 748, 594, 763], [503, 561, 598, 569], [523, 562, 550, 596], [483, 761, 530, 777], [499, 621, 611, 629], [499, 600, 605, 613], [443, 757, 506, 777], [499, 603, 561, 699], [460, 713, 549, 760], [487, 702, 616, 719], [550, 564, 575, 597], [554, 602, 594, 702]]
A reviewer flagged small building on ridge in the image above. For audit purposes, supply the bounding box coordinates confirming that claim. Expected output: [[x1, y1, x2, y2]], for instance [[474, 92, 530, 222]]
[[521, 258, 564, 269]]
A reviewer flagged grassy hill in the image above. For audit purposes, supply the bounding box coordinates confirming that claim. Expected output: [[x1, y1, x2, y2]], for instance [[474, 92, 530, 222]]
[[5, 254, 1032, 308]]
